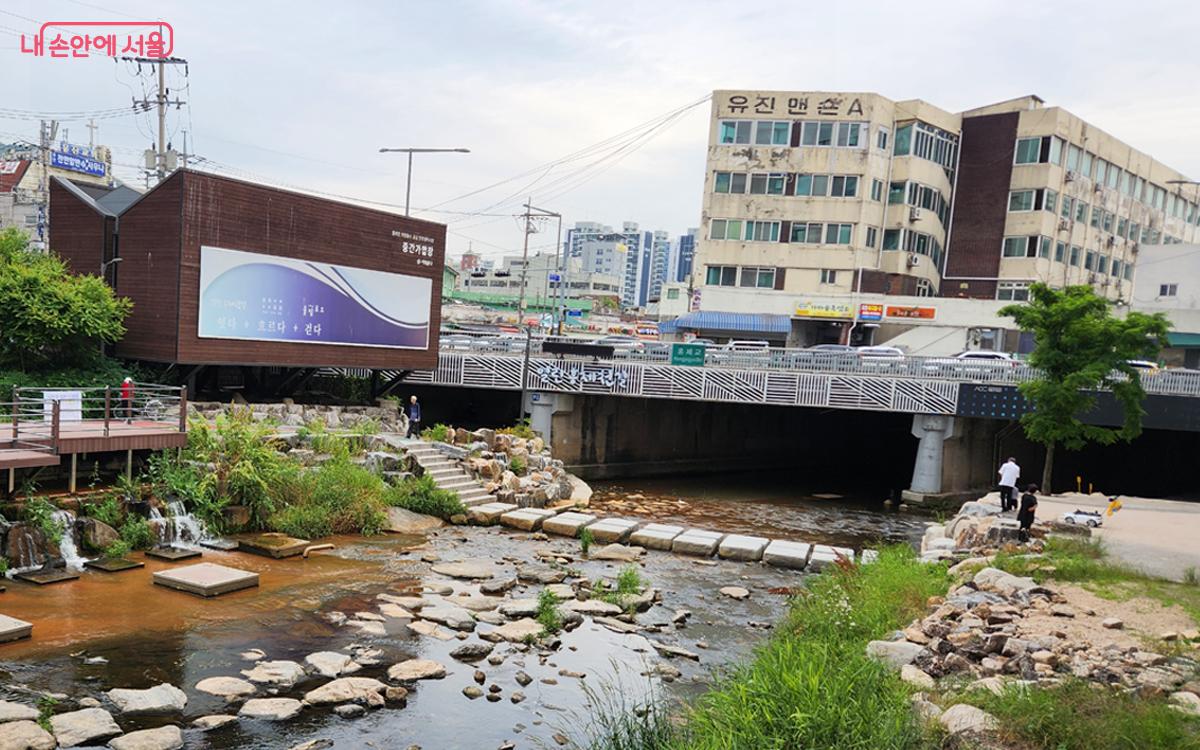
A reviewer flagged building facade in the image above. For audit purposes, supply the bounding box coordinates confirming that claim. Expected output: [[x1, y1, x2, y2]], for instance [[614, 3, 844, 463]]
[[459, 251, 621, 307], [565, 220, 644, 308], [1, 140, 115, 248]]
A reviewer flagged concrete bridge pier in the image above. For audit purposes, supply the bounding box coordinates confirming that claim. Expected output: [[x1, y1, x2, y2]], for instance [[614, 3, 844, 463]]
[[903, 413, 992, 509], [524, 391, 573, 448]]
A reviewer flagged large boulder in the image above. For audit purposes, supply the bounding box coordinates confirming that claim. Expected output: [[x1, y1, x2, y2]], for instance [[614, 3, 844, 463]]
[[865, 640, 925, 669], [939, 704, 999, 735], [81, 518, 120, 552], [0, 700, 38, 723], [238, 698, 303, 721], [194, 676, 256, 700], [383, 508, 443, 535], [109, 725, 184, 750], [48, 707, 122, 746], [106, 683, 187, 715], [0, 720, 55, 750], [302, 677, 386, 706]]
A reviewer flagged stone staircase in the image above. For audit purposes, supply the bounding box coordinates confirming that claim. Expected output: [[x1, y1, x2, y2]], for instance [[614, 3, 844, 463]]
[[404, 441, 493, 508]]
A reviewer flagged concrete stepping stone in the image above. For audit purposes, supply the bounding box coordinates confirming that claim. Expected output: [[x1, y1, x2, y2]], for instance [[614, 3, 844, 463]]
[[144, 546, 202, 562], [671, 529, 726, 556], [83, 558, 144, 573], [717, 534, 770, 561], [109, 725, 184, 750], [107, 683, 187, 714], [237, 533, 310, 559], [0, 614, 32, 643], [808, 544, 854, 571], [762, 540, 811, 570], [200, 538, 240, 551], [13, 568, 78, 585], [542, 512, 596, 537], [499, 508, 557, 531], [153, 563, 259, 597], [238, 697, 302, 721], [48, 707, 122, 746], [467, 502, 518, 525], [629, 523, 684, 550], [586, 518, 642, 543]]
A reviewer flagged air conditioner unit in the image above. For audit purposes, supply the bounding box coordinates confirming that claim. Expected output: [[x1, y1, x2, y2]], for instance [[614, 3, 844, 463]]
[[907, 253, 920, 267], [1094, 182, 1103, 192], [1131, 242, 1140, 254], [909, 207, 921, 222], [1106, 236, 1116, 247], [1087, 273, 1097, 283], [1057, 219, 1070, 231], [1065, 171, 1076, 182]]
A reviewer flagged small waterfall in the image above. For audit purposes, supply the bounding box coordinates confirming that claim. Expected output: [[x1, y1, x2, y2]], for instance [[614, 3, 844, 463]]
[[165, 499, 208, 547], [51, 509, 88, 570]]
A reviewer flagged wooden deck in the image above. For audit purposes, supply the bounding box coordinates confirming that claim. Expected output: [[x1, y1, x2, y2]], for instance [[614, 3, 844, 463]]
[[0, 449, 61, 470], [1, 420, 186, 473]]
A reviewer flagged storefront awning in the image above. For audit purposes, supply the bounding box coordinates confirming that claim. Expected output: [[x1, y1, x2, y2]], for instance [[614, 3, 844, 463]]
[[659, 312, 791, 335], [1167, 332, 1200, 348]]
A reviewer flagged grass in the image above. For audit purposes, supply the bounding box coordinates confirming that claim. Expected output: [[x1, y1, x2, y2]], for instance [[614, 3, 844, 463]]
[[595, 565, 647, 613], [119, 517, 154, 550], [102, 539, 131, 559], [498, 420, 536, 439], [537, 588, 562, 635], [268, 455, 388, 539], [388, 474, 466, 520], [80, 494, 124, 530], [420, 423, 453, 443], [509, 454, 527, 475], [0, 557, 8, 576], [583, 547, 949, 750], [579, 527, 594, 557], [35, 695, 57, 732], [969, 679, 1200, 750]]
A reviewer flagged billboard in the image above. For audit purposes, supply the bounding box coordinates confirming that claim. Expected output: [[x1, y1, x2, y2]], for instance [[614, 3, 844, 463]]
[[50, 142, 106, 177], [198, 245, 432, 349]]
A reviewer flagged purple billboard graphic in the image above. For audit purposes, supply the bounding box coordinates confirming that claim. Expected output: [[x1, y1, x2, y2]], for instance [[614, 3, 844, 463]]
[[197, 245, 432, 349]]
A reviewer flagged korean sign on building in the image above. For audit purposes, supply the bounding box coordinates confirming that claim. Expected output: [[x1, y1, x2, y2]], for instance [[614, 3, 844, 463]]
[[50, 142, 106, 177], [670, 343, 706, 367], [858, 304, 884, 321], [719, 91, 868, 119], [794, 301, 853, 319], [884, 305, 937, 321]]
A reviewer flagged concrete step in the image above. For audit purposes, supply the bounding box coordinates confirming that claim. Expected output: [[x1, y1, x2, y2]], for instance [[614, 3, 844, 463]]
[[461, 496, 492, 508], [427, 467, 461, 476], [439, 480, 479, 491]]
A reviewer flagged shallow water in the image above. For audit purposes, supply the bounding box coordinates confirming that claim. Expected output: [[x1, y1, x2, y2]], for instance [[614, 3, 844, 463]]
[[0, 484, 923, 749]]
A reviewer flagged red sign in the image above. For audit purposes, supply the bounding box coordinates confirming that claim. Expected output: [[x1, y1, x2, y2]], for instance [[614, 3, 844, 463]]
[[884, 305, 937, 320], [858, 303, 883, 321], [21, 21, 174, 59]]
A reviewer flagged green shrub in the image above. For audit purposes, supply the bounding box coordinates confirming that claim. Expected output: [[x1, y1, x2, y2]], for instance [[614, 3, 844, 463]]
[[0, 557, 8, 576], [102, 539, 131, 559], [266, 456, 387, 539], [579, 527, 594, 557], [387, 474, 465, 519], [499, 420, 536, 439], [420, 423, 453, 443], [536, 588, 562, 635], [596, 565, 647, 612], [269, 502, 332, 540], [351, 418, 381, 438], [35, 695, 57, 733], [81, 494, 124, 529], [509, 455, 527, 475], [182, 409, 290, 530], [23, 498, 63, 544], [119, 517, 155, 550]]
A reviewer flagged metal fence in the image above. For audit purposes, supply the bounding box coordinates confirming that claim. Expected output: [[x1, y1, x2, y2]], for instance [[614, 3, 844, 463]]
[[11, 382, 188, 437], [4, 399, 60, 456]]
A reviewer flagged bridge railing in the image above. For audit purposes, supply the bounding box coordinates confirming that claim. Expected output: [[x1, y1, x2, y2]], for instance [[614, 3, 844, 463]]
[[4, 399, 60, 455], [12, 382, 188, 437]]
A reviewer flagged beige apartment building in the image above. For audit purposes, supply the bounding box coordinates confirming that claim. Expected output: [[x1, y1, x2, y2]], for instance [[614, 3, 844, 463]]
[[693, 90, 1200, 345]]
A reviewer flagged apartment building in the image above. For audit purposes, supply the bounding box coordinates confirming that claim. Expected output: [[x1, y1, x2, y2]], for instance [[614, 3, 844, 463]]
[[565, 220, 643, 307], [692, 90, 1200, 345]]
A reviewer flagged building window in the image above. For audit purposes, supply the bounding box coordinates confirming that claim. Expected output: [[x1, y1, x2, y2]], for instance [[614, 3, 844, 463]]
[[754, 121, 790, 145], [866, 226, 878, 248], [1061, 196, 1074, 219], [1002, 236, 1046, 258], [1129, 222, 1140, 242], [744, 220, 781, 242], [1085, 250, 1096, 271], [1097, 255, 1109, 274], [811, 174, 829, 196], [790, 222, 824, 243], [1054, 241, 1066, 263], [1159, 283, 1177, 297], [877, 127, 889, 150], [1066, 144, 1081, 171], [824, 223, 853, 244], [997, 282, 1031, 301], [1117, 217, 1128, 237], [1111, 259, 1122, 278], [666, 288, 679, 300], [1075, 201, 1088, 223], [882, 229, 900, 250], [1009, 190, 1035, 212], [1044, 188, 1058, 214], [1080, 151, 1093, 177], [706, 265, 738, 286], [888, 181, 906, 204], [709, 219, 744, 240], [1102, 211, 1114, 233], [1014, 135, 1065, 165], [830, 175, 858, 197], [1069, 245, 1081, 266], [871, 178, 884, 202], [1014, 137, 1041, 164], [718, 120, 753, 144], [1124, 264, 1133, 281], [714, 172, 731, 193], [819, 269, 838, 285], [749, 173, 786, 195], [740, 266, 776, 288], [1090, 208, 1102, 230], [836, 122, 863, 147]]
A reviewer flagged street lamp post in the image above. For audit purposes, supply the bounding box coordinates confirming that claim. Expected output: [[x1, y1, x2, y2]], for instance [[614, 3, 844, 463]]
[[378, 147, 470, 216]]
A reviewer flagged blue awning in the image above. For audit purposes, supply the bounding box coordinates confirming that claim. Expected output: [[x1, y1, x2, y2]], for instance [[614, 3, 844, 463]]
[[659, 311, 791, 335]]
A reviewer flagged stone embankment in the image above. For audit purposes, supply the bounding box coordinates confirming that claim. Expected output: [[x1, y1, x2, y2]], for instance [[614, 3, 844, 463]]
[[865, 500, 1200, 739], [189, 400, 406, 432]]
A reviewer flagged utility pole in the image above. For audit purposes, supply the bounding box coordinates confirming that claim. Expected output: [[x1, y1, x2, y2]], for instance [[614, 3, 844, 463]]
[[517, 198, 535, 419], [86, 119, 97, 148], [122, 56, 187, 184], [36, 119, 59, 251]]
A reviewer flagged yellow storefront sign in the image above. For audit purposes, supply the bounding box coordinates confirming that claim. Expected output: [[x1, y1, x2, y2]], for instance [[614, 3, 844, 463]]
[[794, 301, 853, 319]]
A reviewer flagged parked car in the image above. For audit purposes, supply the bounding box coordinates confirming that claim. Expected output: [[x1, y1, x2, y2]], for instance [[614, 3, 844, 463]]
[[855, 345, 905, 359], [722, 339, 771, 351], [1061, 509, 1103, 528], [954, 350, 1016, 363], [597, 335, 644, 356], [441, 334, 475, 351], [1126, 360, 1160, 371], [808, 344, 854, 353]]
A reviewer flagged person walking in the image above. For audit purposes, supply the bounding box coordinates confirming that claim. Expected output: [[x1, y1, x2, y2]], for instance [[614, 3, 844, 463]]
[[1017, 483, 1039, 542], [406, 395, 422, 438], [997, 456, 1020, 512], [120, 377, 135, 424]]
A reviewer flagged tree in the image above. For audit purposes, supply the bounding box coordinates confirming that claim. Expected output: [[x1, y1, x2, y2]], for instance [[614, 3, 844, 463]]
[[999, 283, 1169, 492], [0, 228, 131, 372]]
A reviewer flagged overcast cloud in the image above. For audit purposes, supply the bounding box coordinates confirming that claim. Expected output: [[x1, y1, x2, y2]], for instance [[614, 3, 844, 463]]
[[6, 0, 1200, 261]]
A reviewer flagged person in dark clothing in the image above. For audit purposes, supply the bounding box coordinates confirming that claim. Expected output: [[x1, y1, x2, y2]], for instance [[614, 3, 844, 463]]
[[1017, 483, 1039, 542], [406, 395, 422, 438]]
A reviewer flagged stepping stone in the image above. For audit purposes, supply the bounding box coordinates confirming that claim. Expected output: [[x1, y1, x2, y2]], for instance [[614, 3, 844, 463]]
[[542, 512, 596, 537], [717, 534, 770, 562], [762, 540, 811, 570], [629, 523, 684, 550], [200, 538, 240, 551], [430, 561, 495, 580], [808, 544, 854, 571], [14, 568, 79, 585], [586, 518, 641, 544], [499, 508, 557, 531], [0, 614, 32, 643], [110, 725, 184, 750], [145, 546, 202, 562], [153, 563, 259, 597], [84, 558, 145, 573], [671, 529, 726, 557], [237, 533, 310, 559], [238, 697, 302, 721], [467, 502, 517, 525], [859, 549, 879, 565], [48, 707, 121, 746]]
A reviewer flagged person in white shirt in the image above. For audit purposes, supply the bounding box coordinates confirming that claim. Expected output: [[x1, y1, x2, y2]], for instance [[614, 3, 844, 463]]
[[998, 457, 1020, 512]]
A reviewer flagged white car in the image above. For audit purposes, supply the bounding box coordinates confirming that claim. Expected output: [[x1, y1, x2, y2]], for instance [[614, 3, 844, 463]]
[[1061, 509, 1103, 527]]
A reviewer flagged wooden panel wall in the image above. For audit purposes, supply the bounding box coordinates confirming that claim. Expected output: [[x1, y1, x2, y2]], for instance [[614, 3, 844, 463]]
[[48, 180, 110, 277]]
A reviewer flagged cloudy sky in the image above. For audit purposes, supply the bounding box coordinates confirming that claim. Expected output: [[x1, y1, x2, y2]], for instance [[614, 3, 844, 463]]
[[5, 0, 1200, 261]]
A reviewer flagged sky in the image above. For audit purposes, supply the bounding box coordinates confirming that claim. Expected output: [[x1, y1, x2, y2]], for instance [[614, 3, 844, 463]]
[[5, 0, 1200, 263]]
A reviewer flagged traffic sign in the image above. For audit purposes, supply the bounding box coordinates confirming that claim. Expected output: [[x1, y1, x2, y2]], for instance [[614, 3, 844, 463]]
[[670, 343, 706, 367]]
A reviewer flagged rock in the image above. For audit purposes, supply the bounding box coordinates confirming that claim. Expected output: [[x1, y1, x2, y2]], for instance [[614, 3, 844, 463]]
[[194, 677, 256, 700], [387, 659, 446, 682], [81, 518, 120, 553], [420, 604, 477, 632], [288, 740, 334, 750], [510, 691, 526, 704], [562, 599, 623, 616], [240, 661, 307, 687], [515, 671, 532, 687], [473, 670, 486, 685], [240, 648, 266, 661], [912, 697, 943, 723], [454, 595, 500, 613], [480, 618, 544, 643], [900, 664, 935, 690], [589, 544, 644, 562], [78, 699, 101, 709], [1101, 617, 1124, 629], [430, 561, 495, 580], [450, 642, 495, 661], [384, 507, 443, 534], [303, 677, 386, 706], [972, 568, 1037, 595], [866, 640, 925, 669], [333, 704, 366, 719], [1169, 691, 1200, 716], [462, 686, 483, 699], [652, 643, 700, 661], [191, 715, 237, 731], [0, 700, 37, 723], [377, 594, 424, 610], [106, 684, 187, 715], [108, 725, 184, 750], [1050, 604, 1076, 618], [305, 652, 361, 679], [516, 565, 567, 584], [408, 620, 455, 640], [595, 616, 642, 634], [385, 686, 409, 705], [238, 698, 303, 721], [1161, 631, 1180, 642], [939, 703, 999, 735], [0, 721, 55, 750], [498, 599, 540, 619], [480, 578, 517, 595], [719, 586, 750, 600], [379, 603, 414, 619], [48, 708, 122, 747]]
